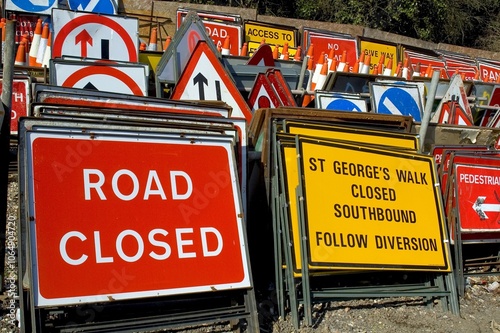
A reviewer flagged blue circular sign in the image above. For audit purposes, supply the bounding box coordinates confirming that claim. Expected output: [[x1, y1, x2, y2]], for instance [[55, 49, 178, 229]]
[[10, 0, 57, 12], [327, 99, 363, 112], [377, 87, 421, 121]]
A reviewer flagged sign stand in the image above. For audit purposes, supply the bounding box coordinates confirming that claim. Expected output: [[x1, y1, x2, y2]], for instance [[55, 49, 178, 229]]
[[265, 117, 459, 328], [18, 116, 259, 333]]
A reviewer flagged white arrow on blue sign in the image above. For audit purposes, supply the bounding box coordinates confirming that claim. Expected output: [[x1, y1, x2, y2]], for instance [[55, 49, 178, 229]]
[[5, 0, 57, 14], [68, 0, 117, 14], [371, 83, 423, 121]]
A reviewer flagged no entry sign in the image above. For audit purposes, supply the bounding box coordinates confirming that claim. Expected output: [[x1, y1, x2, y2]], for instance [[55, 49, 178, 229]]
[[24, 131, 250, 306]]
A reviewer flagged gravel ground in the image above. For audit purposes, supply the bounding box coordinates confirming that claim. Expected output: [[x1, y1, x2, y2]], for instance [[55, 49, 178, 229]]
[[2, 173, 499, 333]]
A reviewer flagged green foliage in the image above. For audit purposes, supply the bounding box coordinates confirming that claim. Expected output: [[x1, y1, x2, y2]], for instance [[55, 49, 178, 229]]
[[187, 0, 500, 51]]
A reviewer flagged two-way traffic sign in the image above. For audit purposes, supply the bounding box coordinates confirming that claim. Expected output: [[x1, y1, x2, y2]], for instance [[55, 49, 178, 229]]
[[171, 41, 252, 122]]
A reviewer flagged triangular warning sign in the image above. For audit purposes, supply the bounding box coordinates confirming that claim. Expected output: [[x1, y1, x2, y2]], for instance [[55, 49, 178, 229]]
[[171, 41, 253, 122], [247, 73, 282, 112], [246, 44, 275, 66], [156, 11, 219, 84], [431, 74, 473, 124], [266, 69, 297, 106]]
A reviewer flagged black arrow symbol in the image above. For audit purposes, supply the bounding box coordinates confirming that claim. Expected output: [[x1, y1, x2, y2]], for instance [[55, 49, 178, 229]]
[[193, 72, 208, 100]]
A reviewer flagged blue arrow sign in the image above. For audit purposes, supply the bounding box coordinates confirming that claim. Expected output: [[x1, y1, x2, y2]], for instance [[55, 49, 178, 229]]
[[327, 99, 363, 112], [377, 87, 422, 121], [7, 0, 57, 14], [68, 0, 117, 14]]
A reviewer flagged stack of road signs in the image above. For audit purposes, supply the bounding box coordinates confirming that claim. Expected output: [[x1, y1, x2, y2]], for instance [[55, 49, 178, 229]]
[[247, 69, 296, 112], [176, 8, 244, 57], [18, 83, 259, 332], [477, 58, 500, 83], [403, 47, 447, 78], [437, 50, 478, 81], [247, 107, 458, 328], [436, 149, 500, 295]]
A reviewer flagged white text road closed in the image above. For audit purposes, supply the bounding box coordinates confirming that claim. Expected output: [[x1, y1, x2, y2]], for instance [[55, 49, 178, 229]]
[[52, 8, 138, 62], [26, 133, 251, 307]]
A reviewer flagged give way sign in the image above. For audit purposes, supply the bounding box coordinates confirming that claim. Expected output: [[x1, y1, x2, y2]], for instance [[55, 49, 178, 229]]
[[52, 8, 139, 62]]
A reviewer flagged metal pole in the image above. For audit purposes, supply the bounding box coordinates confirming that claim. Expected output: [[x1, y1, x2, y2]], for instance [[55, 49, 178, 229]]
[[418, 70, 440, 153], [0, 20, 16, 291]]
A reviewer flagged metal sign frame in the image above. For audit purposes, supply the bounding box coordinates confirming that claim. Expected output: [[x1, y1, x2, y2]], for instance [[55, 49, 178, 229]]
[[18, 117, 259, 332]]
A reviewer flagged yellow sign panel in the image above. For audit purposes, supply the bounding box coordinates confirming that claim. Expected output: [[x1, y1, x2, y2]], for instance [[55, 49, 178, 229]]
[[247, 41, 298, 58], [244, 22, 297, 47], [139, 51, 162, 75], [285, 121, 419, 151], [359, 40, 398, 74], [296, 137, 450, 271], [280, 125, 419, 272]]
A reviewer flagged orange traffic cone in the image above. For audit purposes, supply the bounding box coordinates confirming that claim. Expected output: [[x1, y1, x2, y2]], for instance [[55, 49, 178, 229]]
[[371, 64, 378, 75], [293, 46, 302, 61], [474, 70, 481, 81], [139, 42, 146, 51], [377, 53, 385, 75], [394, 61, 402, 77], [282, 52, 289, 60], [15, 41, 26, 66], [221, 37, 230, 55], [352, 54, 362, 73], [35, 23, 49, 67], [29, 19, 42, 66], [383, 58, 393, 76], [41, 31, 52, 68], [163, 36, 172, 51], [425, 65, 433, 77], [147, 27, 157, 51], [306, 43, 314, 57], [272, 44, 279, 59], [312, 51, 325, 87], [240, 42, 248, 56], [21, 32, 29, 65], [328, 56, 338, 74], [260, 38, 266, 45], [361, 54, 371, 74], [280, 42, 288, 60], [315, 61, 328, 90], [337, 50, 349, 72], [302, 56, 314, 106], [402, 57, 410, 79]]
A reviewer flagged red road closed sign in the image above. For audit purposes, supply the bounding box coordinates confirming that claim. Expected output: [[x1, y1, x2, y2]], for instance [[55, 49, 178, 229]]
[[456, 163, 500, 232], [27, 132, 251, 306]]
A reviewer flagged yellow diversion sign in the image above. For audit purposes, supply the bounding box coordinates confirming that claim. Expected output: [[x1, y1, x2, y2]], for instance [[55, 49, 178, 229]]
[[296, 137, 451, 272]]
